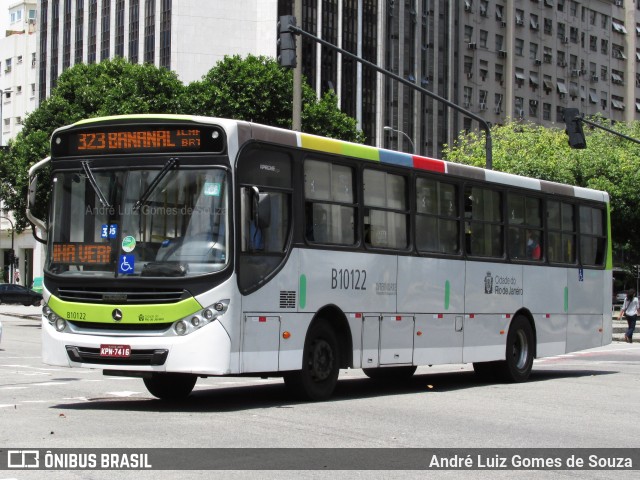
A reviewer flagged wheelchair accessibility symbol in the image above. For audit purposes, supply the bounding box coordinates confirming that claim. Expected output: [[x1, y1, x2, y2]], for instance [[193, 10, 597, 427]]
[[119, 254, 135, 274]]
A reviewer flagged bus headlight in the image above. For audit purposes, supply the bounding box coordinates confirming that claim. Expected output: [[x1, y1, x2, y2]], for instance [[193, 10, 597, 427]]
[[54, 317, 67, 332], [43, 303, 67, 332], [174, 320, 188, 336], [171, 300, 229, 336]]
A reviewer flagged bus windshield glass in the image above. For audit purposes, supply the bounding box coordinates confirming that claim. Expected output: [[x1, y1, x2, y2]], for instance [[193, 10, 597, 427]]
[[47, 166, 229, 278]]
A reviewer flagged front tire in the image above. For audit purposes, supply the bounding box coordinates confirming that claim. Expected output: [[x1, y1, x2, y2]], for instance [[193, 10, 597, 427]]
[[143, 373, 197, 400], [284, 321, 340, 401]]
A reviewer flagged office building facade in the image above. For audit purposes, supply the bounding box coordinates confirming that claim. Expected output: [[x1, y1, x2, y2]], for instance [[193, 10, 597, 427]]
[[32, 0, 640, 154]]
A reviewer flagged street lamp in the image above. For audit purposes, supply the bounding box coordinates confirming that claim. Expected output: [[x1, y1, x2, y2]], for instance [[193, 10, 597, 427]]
[[383, 126, 415, 154], [0, 215, 14, 284], [0, 88, 13, 147]]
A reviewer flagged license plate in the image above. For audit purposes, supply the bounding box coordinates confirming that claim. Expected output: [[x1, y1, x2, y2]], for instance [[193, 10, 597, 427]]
[[99, 344, 131, 358]]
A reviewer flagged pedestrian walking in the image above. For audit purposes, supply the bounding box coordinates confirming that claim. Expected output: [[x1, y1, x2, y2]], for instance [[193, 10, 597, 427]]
[[618, 289, 638, 343]]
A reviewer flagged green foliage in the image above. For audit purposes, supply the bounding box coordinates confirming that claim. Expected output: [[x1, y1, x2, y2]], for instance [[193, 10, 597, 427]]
[[1, 55, 363, 232], [302, 90, 365, 143], [185, 55, 294, 127], [185, 54, 365, 143], [443, 118, 640, 265]]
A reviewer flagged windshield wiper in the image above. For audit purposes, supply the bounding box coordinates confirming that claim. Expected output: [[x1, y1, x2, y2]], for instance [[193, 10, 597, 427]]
[[81, 161, 111, 208], [133, 158, 178, 212]]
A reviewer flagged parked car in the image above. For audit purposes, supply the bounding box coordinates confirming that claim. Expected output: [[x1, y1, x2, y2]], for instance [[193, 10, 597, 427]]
[[615, 291, 628, 305], [0, 284, 43, 306]]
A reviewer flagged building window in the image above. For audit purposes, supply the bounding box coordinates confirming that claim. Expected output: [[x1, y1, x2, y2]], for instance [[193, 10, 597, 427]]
[[101, 0, 111, 60], [88, 0, 97, 64], [75, 0, 84, 64], [144, 0, 156, 64], [129, 0, 140, 63], [160, 0, 171, 68], [115, 0, 125, 57], [62, 0, 71, 70]]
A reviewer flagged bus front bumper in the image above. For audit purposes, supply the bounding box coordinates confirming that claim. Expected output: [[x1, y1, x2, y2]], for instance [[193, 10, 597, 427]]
[[41, 317, 232, 375]]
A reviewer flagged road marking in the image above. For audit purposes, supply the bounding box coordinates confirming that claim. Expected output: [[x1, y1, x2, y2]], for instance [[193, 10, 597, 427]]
[[30, 382, 71, 387]]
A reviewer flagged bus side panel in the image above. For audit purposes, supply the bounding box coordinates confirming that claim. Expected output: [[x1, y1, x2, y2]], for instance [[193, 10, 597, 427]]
[[241, 250, 305, 374], [523, 266, 569, 358], [463, 262, 523, 363], [397, 257, 464, 365], [298, 249, 397, 314], [566, 268, 606, 353]]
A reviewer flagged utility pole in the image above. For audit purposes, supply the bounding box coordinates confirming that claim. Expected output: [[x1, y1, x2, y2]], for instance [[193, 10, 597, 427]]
[[281, 22, 493, 169], [292, 0, 302, 131]]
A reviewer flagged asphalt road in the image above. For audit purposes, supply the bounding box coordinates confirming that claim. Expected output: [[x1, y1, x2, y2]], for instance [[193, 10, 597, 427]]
[[1, 305, 639, 480]]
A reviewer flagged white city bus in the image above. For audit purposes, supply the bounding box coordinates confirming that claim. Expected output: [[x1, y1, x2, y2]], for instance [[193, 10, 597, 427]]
[[27, 115, 612, 401]]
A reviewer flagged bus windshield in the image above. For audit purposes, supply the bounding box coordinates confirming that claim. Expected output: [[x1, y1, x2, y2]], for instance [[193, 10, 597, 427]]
[[47, 165, 229, 278]]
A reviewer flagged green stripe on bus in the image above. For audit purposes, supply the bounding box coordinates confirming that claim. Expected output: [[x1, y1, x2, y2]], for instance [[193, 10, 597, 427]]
[[564, 287, 569, 313], [444, 280, 450, 310], [343, 143, 380, 161], [47, 295, 202, 324], [606, 201, 613, 270], [299, 274, 307, 309]]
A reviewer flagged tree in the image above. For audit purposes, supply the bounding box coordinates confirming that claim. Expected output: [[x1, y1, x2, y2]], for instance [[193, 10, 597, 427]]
[[2, 55, 364, 231], [186, 54, 364, 142], [443, 118, 640, 268], [0, 58, 186, 231]]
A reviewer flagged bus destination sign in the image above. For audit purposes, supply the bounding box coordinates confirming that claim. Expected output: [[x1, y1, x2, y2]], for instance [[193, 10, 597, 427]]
[[72, 129, 201, 154], [55, 125, 226, 155]]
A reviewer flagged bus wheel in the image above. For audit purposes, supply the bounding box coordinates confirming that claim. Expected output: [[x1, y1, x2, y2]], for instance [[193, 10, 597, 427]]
[[143, 373, 197, 400], [363, 366, 417, 380], [284, 322, 339, 401], [498, 315, 534, 382]]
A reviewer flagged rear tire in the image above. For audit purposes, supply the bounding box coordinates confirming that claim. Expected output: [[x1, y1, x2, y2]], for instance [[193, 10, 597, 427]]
[[363, 365, 417, 380], [143, 373, 197, 400], [283, 321, 340, 401], [497, 315, 534, 382]]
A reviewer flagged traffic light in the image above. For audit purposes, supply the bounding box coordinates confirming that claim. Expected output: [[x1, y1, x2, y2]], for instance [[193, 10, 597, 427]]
[[563, 108, 586, 149], [277, 15, 297, 68]]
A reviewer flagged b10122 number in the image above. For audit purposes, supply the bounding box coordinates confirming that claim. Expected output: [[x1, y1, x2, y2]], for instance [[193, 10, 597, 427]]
[[331, 268, 367, 290]]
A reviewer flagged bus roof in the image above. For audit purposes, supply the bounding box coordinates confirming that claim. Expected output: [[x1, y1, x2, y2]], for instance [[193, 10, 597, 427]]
[[61, 114, 609, 204]]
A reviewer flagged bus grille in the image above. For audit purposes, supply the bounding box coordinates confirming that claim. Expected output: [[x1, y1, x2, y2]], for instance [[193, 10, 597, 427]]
[[68, 320, 173, 333], [56, 287, 188, 305], [66, 346, 168, 366]]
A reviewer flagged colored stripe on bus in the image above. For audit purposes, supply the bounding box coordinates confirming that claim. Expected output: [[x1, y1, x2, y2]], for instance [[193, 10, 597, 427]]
[[379, 149, 413, 168], [413, 156, 446, 173]]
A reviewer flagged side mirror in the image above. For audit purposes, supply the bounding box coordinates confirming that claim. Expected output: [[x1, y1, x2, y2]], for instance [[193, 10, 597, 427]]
[[26, 157, 50, 244]]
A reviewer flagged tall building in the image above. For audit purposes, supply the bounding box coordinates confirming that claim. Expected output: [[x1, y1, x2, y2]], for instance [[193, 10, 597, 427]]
[[34, 0, 640, 155], [279, 0, 640, 157], [36, 0, 277, 101], [0, 0, 40, 288]]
